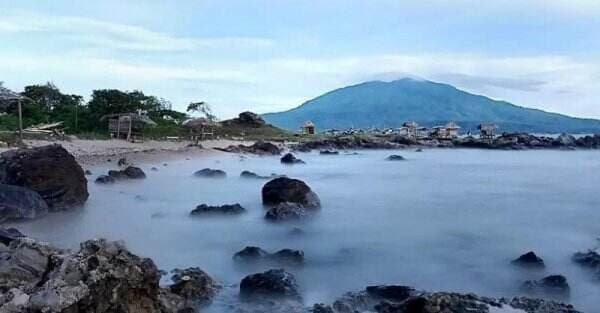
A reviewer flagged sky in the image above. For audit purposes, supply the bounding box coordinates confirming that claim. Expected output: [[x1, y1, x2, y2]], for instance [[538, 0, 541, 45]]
[[0, 0, 599, 119]]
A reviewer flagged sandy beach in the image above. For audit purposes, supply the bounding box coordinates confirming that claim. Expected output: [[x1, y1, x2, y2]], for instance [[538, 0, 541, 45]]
[[0, 138, 253, 167]]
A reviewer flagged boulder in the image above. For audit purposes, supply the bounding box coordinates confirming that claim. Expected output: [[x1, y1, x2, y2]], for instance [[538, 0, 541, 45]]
[[521, 275, 570, 299], [319, 150, 339, 155], [237, 111, 266, 126], [193, 168, 226, 178], [572, 250, 600, 280], [0, 144, 88, 210], [512, 251, 545, 269], [386, 155, 405, 161], [95, 175, 116, 184], [84, 170, 92, 175], [265, 202, 313, 221], [262, 177, 321, 209], [281, 153, 305, 164], [169, 267, 219, 305], [107, 166, 146, 180], [118, 157, 128, 166], [240, 171, 270, 179], [190, 203, 246, 215], [0, 227, 25, 245], [239, 269, 301, 300], [0, 184, 49, 222], [233, 246, 304, 265]]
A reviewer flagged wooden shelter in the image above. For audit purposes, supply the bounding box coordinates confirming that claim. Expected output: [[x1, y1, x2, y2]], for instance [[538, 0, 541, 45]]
[[431, 121, 461, 139], [0, 85, 29, 139], [402, 121, 421, 139], [102, 113, 156, 142], [478, 123, 498, 141], [301, 121, 316, 135], [183, 117, 220, 143]]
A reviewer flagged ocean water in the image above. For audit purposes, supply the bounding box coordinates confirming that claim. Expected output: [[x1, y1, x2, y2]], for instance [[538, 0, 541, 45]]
[[7, 149, 600, 311]]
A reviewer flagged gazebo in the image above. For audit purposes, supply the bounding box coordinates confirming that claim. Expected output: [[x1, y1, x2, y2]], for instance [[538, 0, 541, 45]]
[[183, 117, 220, 144], [101, 113, 157, 142], [0, 85, 29, 139]]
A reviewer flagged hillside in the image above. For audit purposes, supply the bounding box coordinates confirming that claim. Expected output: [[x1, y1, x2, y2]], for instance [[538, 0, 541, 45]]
[[262, 78, 600, 133]]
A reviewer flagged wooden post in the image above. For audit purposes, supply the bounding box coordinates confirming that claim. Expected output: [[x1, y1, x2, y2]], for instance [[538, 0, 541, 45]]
[[17, 99, 23, 140]]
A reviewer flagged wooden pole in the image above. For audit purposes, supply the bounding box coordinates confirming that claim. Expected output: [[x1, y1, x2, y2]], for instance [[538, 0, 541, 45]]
[[17, 99, 23, 140]]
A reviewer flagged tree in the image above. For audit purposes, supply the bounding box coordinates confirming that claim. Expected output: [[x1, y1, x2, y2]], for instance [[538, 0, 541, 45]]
[[187, 101, 216, 122]]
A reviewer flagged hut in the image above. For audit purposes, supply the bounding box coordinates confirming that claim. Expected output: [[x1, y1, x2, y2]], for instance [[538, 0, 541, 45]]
[[301, 121, 316, 135], [431, 121, 461, 139], [0, 85, 29, 139], [478, 123, 498, 140], [101, 113, 156, 142], [402, 121, 421, 139], [183, 117, 220, 143]]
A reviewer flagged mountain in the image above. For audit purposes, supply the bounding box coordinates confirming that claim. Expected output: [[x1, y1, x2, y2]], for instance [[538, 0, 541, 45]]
[[262, 78, 600, 134]]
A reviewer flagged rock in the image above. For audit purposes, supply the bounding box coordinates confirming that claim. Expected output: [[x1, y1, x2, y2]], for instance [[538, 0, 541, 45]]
[[0, 141, 7, 148], [556, 133, 577, 146], [512, 251, 545, 269], [386, 155, 405, 161], [84, 170, 92, 175], [521, 275, 570, 299], [312, 303, 334, 313], [240, 170, 270, 179], [239, 269, 301, 300], [265, 202, 313, 221], [108, 166, 146, 180], [0, 236, 216, 313], [0, 227, 25, 245], [218, 141, 282, 155], [415, 148, 423, 152], [169, 267, 219, 305], [118, 157, 128, 166], [319, 150, 339, 155], [572, 250, 600, 280], [0, 144, 88, 210], [151, 167, 159, 171], [0, 184, 49, 222], [281, 153, 305, 164], [233, 246, 304, 265], [365, 285, 414, 302], [193, 168, 226, 178], [190, 203, 246, 215], [262, 177, 321, 209], [237, 111, 266, 126], [95, 175, 116, 184]]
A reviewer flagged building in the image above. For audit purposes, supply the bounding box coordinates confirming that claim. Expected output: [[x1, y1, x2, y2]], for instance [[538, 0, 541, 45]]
[[478, 123, 498, 140], [183, 117, 220, 143], [402, 121, 419, 139], [102, 112, 156, 142], [431, 121, 461, 139], [301, 121, 316, 135]]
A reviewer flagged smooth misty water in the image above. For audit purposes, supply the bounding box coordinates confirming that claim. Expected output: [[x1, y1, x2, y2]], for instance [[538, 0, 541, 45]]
[[7, 149, 600, 311]]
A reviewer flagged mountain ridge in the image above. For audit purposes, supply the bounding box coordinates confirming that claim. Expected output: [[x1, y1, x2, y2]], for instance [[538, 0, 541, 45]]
[[262, 78, 600, 133]]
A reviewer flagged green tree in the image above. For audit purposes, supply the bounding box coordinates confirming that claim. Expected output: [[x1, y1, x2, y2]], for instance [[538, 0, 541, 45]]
[[187, 101, 216, 122]]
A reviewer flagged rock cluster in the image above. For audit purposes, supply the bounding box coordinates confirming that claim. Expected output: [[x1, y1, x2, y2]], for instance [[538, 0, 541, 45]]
[[233, 246, 304, 265], [572, 250, 600, 280], [218, 140, 282, 155], [190, 203, 246, 215], [262, 177, 321, 221]]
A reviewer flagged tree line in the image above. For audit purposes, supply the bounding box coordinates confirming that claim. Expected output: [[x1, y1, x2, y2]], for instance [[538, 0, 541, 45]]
[[0, 82, 213, 136]]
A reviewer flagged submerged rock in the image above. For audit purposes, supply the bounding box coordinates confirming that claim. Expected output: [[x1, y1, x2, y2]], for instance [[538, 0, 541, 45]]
[[386, 154, 405, 161], [194, 168, 227, 178], [95, 175, 116, 184], [218, 140, 282, 155], [240, 170, 272, 179], [118, 157, 128, 166], [108, 166, 146, 180], [233, 246, 304, 265], [572, 250, 600, 281], [262, 177, 321, 209], [0, 144, 88, 210], [319, 150, 339, 155], [265, 202, 314, 221], [169, 267, 219, 305], [239, 269, 301, 300], [0, 184, 49, 222], [84, 170, 92, 175], [190, 203, 246, 215], [521, 275, 570, 299], [281, 153, 305, 164], [512, 251, 545, 269]]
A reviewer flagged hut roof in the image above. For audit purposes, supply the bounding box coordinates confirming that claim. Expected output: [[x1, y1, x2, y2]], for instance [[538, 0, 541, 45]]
[[478, 123, 497, 131], [402, 121, 419, 128], [445, 121, 461, 129], [303, 120, 315, 127], [101, 113, 157, 126]]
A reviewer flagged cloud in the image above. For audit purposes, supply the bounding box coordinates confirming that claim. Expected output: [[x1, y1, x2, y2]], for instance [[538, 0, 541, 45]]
[[0, 11, 274, 52]]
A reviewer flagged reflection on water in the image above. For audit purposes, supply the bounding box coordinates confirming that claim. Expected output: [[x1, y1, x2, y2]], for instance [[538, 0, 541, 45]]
[[7, 149, 600, 311]]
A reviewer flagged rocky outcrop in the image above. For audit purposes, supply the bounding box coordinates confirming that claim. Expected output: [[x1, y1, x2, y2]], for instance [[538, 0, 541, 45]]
[[193, 168, 227, 178], [233, 246, 304, 265], [239, 269, 301, 300], [281, 153, 305, 164], [218, 141, 282, 155], [520, 275, 570, 299], [108, 166, 146, 180], [572, 250, 600, 280], [262, 177, 321, 209], [190, 203, 246, 216], [0, 227, 25, 245], [294, 135, 400, 152], [0, 184, 49, 222], [0, 235, 218, 313], [95, 175, 116, 184], [0, 144, 88, 210], [512, 251, 545, 269]]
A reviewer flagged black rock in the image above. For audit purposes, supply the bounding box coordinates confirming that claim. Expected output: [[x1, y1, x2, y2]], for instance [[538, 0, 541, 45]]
[[84, 170, 92, 175], [271, 249, 304, 265], [194, 168, 226, 178], [312, 303, 334, 313], [233, 246, 270, 262], [0, 227, 25, 245], [95, 175, 116, 184], [572, 250, 600, 268], [265, 202, 312, 221], [190, 203, 246, 215], [117, 157, 127, 166], [169, 267, 219, 305], [0, 144, 88, 210], [512, 251, 545, 269], [365, 285, 414, 302], [262, 177, 321, 209], [151, 167, 159, 171], [107, 166, 146, 180], [0, 184, 49, 222], [386, 155, 405, 161], [239, 269, 301, 299], [240, 170, 270, 179], [234, 246, 305, 266], [319, 150, 339, 155], [521, 275, 570, 298], [281, 153, 305, 164]]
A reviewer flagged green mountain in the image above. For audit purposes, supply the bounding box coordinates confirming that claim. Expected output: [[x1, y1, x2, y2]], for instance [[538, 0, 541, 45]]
[[262, 78, 600, 133]]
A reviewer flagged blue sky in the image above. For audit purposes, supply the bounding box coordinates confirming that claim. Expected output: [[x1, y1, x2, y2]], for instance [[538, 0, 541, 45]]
[[1, 0, 599, 118]]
